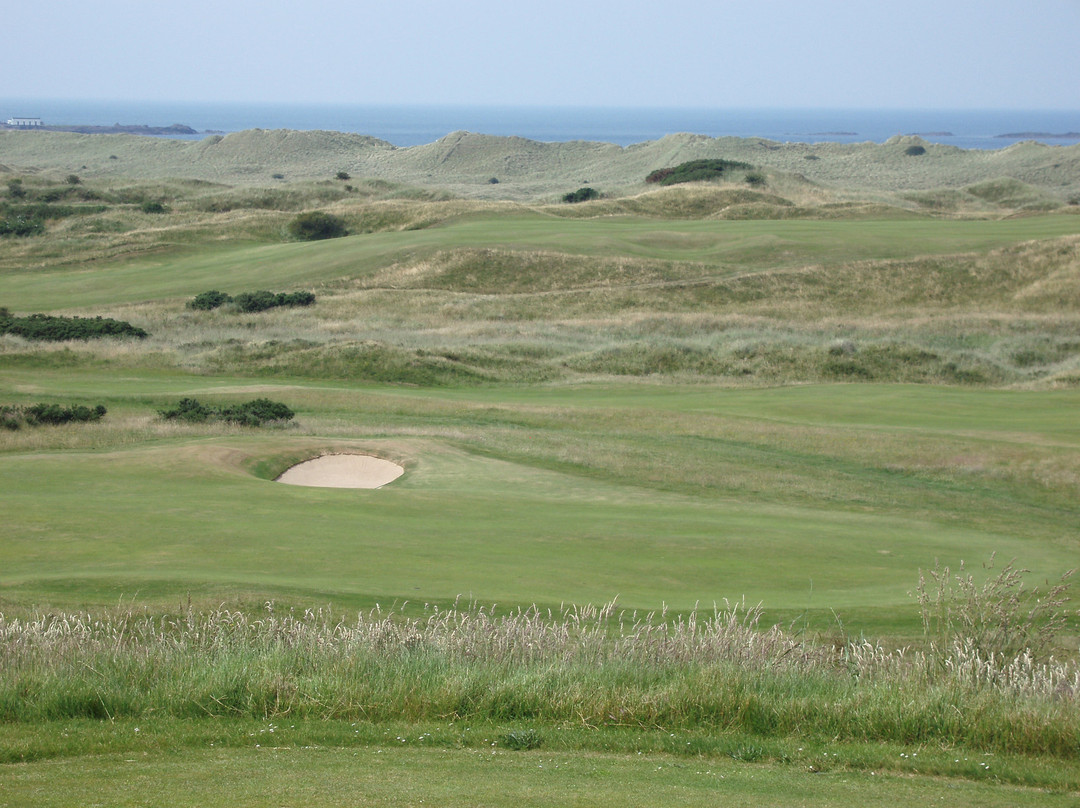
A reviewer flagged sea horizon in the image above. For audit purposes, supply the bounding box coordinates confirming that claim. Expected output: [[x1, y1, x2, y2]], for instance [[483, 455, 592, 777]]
[[3, 99, 1080, 150]]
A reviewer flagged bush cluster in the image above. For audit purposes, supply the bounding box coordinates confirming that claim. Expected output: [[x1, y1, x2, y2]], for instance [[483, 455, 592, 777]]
[[0, 201, 110, 237], [287, 211, 347, 241], [187, 290, 233, 311], [187, 290, 316, 313], [234, 290, 316, 313], [645, 159, 755, 186], [0, 311, 148, 341], [744, 170, 767, 187], [1, 403, 107, 430], [0, 212, 44, 237], [562, 187, 600, 204], [159, 397, 295, 427]]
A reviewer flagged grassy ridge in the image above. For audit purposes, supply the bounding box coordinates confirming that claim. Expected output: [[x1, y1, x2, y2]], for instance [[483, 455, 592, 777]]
[[2, 204, 1079, 389], [3, 129, 1080, 201]]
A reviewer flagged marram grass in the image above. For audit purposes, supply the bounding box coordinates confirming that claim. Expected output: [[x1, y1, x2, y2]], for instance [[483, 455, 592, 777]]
[[2, 601, 1075, 758]]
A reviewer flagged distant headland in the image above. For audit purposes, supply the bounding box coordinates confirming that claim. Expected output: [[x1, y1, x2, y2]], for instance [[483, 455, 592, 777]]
[[1, 121, 199, 136], [996, 131, 1080, 139]]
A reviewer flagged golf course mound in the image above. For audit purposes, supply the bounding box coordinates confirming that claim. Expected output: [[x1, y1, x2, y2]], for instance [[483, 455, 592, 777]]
[[275, 453, 404, 489]]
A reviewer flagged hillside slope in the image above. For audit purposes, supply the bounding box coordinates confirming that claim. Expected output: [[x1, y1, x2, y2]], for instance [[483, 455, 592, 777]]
[[2, 129, 1079, 201]]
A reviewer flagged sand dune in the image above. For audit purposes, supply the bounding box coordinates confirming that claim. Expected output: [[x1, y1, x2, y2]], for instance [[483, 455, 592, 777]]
[[2, 129, 1078, 200]]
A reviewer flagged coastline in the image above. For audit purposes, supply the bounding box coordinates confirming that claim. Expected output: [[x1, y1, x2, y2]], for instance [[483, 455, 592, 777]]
[[4, 101, 1080, 149]]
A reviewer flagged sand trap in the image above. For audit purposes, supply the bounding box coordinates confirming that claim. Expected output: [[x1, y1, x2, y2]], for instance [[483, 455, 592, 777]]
[[276, 454, 404, 489]]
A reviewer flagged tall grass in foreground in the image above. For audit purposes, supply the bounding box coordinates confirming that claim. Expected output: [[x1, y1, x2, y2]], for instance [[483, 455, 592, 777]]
[[1, 597, 1076, 757]]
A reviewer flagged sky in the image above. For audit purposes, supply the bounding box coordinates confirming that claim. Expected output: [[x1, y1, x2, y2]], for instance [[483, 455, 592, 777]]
[[4, 0, 1079, 108]]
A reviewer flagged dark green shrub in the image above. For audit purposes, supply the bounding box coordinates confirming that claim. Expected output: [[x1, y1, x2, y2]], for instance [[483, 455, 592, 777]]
[[0, 213, 45, 237], [159, 397, 294, 426], [288, 211, 347, 241], [25, 403, 107, 425], [1, 406, 21, 430], [271, 173, 285, 180], [336, 171, 351, 181], [189, 290, 315, 313], [218, 398, 295, 426], [0, 313, 148, 341], [158, 397, 212, 423], [39, 187, 72, 202], [140, 201, 168, 214], [745, 170, 767, 188], [65, 174, 82, 185], [188, 290, 233, 311], [562, 187, 600, 204], [3, 402, 107, 428], [277, 291, 316, 307], [905, 145, 927, 156], [6, 179, 26, 199], [645, 159, 755, 186], [233, 290, 280, 313]]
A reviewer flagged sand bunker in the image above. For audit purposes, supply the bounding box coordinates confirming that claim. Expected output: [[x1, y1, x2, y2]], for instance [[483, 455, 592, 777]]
[[276, 454, 404, 489]]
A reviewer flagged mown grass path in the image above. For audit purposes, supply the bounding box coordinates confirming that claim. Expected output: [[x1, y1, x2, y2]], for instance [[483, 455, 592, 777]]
[[3, 742, 1076, 808]]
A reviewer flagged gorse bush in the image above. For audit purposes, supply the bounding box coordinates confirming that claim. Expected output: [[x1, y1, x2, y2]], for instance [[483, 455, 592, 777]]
[[188, 290, 233, 311], [0, 312, 148, 341], [234, 290, 316, 313], [288, 211, 347, 241], [232, 291, 281, 313], [1, 403, 107, 430], [645, 159, 755, 185], [562, 187, 600, 204], [0, 212, 44, 237], [745, 170, 767, 188], [159, 397, 295, 426], [187, 290, 316, 312], [2, 202, 107, 221]]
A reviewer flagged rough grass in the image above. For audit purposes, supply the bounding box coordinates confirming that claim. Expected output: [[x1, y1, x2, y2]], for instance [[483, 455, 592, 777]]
[[1, 601, 1075, 756], [5, 226, 1078, 388]]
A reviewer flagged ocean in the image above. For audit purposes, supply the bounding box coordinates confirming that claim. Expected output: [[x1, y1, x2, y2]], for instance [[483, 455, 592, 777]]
[[3, 99, 1080, 150]]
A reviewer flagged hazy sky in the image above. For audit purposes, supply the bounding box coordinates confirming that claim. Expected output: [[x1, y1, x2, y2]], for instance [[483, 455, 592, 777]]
[[5, 0, 1079, 108]]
